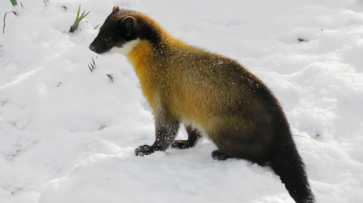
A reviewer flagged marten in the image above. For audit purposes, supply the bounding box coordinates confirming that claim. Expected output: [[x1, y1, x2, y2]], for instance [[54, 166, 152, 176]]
[[89, 6, 315, 203]]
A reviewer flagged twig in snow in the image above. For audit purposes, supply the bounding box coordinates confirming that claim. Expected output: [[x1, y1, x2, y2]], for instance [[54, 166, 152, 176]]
[[107, 74, 113, 82], [298, 38, 308, 43], [3, 11, 17, 34]]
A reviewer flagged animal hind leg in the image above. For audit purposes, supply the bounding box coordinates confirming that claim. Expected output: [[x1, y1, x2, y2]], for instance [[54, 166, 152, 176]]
[[209, 129, 271, 163], [171, 125, 202, 149]]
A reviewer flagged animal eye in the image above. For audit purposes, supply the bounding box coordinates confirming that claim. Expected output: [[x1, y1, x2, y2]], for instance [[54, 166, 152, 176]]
[[104, 36, 113, 42]]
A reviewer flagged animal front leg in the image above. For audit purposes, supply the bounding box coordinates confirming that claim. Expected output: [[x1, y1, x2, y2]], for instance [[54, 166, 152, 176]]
[[211, 150, 230, 160], [135, 113, 179, 156], [171, 125, 202, 149]]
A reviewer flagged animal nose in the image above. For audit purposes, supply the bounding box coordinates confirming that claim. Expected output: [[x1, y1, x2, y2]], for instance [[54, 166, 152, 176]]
[[89, 45, 96, 52]]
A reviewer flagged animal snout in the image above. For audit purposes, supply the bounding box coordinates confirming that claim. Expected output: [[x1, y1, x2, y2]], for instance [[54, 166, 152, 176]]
[[89, 44, 96, 52]]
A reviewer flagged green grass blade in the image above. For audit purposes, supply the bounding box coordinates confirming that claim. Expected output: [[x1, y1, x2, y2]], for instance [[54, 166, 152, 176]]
[[72, 6, 82, 30], [10, 0, 18, 6], [80, 11, 90, 20], [74, 18, 81, 27], [72, 20, 78, 30], [76, 5, 81, 19]]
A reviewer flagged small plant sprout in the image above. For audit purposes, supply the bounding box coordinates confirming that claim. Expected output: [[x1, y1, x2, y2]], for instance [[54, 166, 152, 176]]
[[88, 57, 96, 72], [69, 5, 90, 33]]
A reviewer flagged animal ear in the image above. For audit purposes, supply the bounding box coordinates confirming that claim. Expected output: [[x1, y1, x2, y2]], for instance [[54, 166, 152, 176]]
[[121, 16, 136, 35], [112, 6, 120, 13]]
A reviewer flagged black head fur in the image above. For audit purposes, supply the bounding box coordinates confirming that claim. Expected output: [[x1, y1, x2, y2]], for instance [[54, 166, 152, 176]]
[[89, 7, 162, 54]]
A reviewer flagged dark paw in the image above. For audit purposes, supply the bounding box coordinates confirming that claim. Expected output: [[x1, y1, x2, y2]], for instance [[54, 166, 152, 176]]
[[212, 150, 229, 161], [171, 140, 190, 149], [135, 145, 155, 157]]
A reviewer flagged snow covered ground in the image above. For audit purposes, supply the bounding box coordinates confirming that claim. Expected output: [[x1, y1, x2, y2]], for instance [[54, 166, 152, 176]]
[[1, 0, 363, 202]]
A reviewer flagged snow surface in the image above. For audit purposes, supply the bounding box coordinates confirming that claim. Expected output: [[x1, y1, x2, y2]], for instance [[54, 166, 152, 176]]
[[1, 0, 363, 202]]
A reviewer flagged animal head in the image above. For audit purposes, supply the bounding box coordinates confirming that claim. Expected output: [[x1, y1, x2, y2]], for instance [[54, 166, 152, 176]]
[[89, 7, 139, 55], [89, 7, 163, 55]]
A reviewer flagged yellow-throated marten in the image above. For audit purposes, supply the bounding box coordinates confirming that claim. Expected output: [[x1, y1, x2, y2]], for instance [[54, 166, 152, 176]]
[[90, 7, 315, 203]]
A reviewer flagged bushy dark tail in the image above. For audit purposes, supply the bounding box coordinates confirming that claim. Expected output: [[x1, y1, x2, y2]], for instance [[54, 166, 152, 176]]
[[270, 137, 315, 203]]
